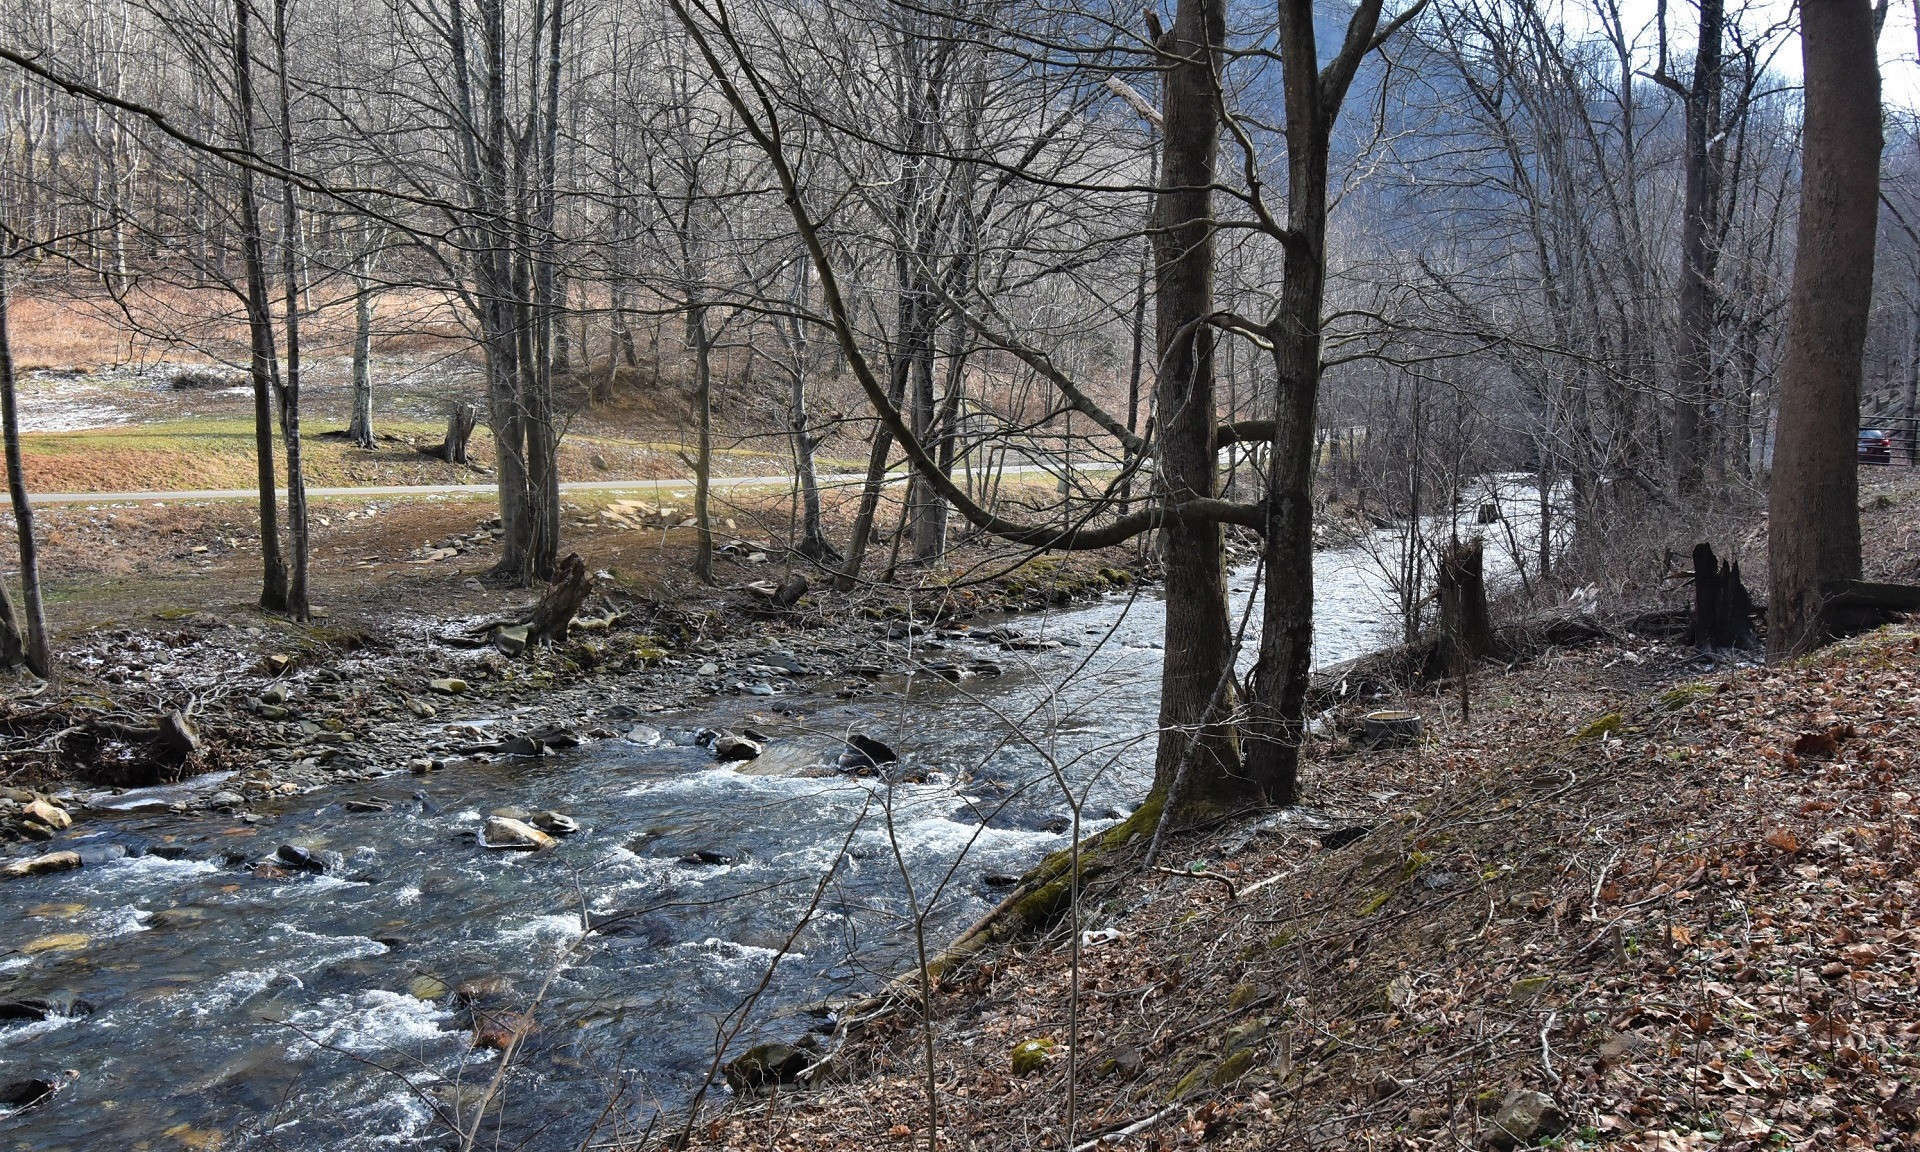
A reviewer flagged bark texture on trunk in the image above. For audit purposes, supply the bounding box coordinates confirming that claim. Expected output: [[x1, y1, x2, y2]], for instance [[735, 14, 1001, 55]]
[[690, 303, 715, 585], [274, 0, 311, 620], [1148, 0, 1242, 818], [1767, 0, 1880, 655], [0, 261, 51, 678], [1669, 0, 1725, 491], [348, 279, 375, 448], [231, 0, 288, 614], [1243, 0, 1332, 806], [783, 268, 838, 563]]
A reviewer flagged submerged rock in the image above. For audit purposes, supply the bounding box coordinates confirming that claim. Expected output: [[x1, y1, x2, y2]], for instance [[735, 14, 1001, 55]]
[[0, 996, 92, 1023], [0, 1070, 77, 1115], [472, 1010, 535, 1052], [455, 975, 512, 1005], [274, 844, 343, 874], [680, 848, 737, 867], [1, 851, 81, 881]]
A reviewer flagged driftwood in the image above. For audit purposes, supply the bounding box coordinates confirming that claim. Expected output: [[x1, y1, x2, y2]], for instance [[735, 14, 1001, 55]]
[[1685, 543, 1758, 649]]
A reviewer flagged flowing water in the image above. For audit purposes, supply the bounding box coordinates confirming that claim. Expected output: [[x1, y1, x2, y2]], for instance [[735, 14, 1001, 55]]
[[0, 480, 1548, 1151]]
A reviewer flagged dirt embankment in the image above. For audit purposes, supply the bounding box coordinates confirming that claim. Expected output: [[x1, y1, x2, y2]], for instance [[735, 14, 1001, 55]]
[[679, 621, 1920, 1152]]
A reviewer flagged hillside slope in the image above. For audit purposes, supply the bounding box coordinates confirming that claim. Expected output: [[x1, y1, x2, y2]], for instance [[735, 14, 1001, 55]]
[[684, 625, 1920, 1151]]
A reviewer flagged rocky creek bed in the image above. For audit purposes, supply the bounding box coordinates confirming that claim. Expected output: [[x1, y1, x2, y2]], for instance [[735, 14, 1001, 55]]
[[0, 494, 1531, 1150]]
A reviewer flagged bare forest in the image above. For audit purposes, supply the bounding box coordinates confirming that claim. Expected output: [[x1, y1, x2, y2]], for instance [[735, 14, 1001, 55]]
[[1, 0, 1918, 1148]]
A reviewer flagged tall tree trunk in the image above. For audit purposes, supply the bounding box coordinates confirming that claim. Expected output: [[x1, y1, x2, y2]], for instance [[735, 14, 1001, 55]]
[[1669, 0, 1726, 492], [273, 0, 310, 620], [1148, 0, 1241, 818], [347, 273, 375, 448], [690, 301, 715, 584], [836, 312, 916, 589], [784, 266, 836, 562], [1767, 0, 1880, 655], [907, 327, 946, 563], [1242, 0, 1336, 806], [232, 0, 288, 613], [487, 335, 532, 581], [0, 261, 51, 679]]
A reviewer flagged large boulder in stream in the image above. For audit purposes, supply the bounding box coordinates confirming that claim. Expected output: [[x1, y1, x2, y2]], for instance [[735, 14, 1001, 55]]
[[274, 844, 344, 875], [710, 734, 763, 762], [481, 817, 555, 851], [723, 1042, 811, 1095], [837, 734, 898, 772]]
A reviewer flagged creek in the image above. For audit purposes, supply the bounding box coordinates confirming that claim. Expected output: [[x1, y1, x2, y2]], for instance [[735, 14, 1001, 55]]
[[0, 477, 1547, 1150]]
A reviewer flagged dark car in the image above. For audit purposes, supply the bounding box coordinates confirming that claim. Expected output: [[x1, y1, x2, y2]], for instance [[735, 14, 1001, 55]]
[[1859, 428, 1893, 465]]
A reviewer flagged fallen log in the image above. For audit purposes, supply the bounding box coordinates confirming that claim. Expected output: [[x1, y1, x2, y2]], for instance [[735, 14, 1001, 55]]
[[1823, 579, 1920, 637], [1309, 609, 1616, 709]]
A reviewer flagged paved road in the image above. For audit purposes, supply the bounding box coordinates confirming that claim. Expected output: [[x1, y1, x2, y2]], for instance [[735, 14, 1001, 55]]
[[27, 464, 1061, 507]]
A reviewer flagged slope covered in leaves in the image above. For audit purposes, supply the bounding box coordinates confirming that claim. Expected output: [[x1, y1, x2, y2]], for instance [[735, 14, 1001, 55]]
[[680, 625, 1920, 1151]]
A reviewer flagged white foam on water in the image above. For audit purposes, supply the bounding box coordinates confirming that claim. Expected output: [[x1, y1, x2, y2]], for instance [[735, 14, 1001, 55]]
[[91, 904, 152, 939], [858, 816, 1060, 862], [90, 854, 222, 885], [390, 885, 423, 905], [680, 937, 794, 971], [190, 968, 285, 1017], [497, 912, 586, 944], [0, 1012, 85, 1047], [283, 989, 455, 1057]]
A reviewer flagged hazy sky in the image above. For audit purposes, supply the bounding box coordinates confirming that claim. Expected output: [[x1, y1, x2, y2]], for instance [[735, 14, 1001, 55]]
[[1557, 0, 1920, 109]]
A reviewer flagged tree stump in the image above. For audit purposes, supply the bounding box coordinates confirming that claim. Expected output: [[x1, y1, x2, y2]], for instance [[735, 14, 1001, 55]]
[[1361, 710, 1422, 748], [1435, 537, 1499, 666], [1687, 542, 1757, 649], [438, 403, 477, 465], [524, 553, 591, 645], [771, 572, 808, 609]]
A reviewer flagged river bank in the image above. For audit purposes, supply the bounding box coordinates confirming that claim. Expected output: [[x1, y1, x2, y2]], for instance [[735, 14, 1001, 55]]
[[678, 622, 1920, 1152], [0, 489, 1402, 1150]]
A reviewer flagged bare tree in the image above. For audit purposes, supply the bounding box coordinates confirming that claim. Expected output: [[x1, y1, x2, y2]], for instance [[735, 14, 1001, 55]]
[[1768, 0, 1882, 653]]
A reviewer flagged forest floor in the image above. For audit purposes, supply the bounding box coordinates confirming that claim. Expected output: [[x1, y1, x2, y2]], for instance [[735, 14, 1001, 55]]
[[679, 620, 1920, 1152]]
